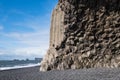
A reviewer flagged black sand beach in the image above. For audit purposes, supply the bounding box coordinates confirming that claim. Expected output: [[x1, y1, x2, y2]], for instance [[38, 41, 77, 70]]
[[0, 66, 120, 80]]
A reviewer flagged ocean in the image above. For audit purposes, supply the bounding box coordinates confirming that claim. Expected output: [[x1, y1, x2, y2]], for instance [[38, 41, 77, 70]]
[[0, 63, 40, 70], [0, 59, 41, 70]]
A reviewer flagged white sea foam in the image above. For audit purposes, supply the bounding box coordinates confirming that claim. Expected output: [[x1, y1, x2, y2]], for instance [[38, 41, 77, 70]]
[[0, 63, 40, 70]]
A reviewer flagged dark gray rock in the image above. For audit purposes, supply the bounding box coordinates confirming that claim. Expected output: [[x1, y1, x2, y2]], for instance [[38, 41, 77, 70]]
[[40, 0, 120, 71]]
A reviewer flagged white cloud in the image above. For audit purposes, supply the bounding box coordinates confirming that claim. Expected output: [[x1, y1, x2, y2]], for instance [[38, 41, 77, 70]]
[[0, 10, 51, 59], [0, 46, 48, 58], [0, 29, 49, 58], [0, 21, 50, 58], [0, 49, 10, 55], [0, 50, 4, 55], [13, 47, 47, 56], [2, 29, 49, 45]]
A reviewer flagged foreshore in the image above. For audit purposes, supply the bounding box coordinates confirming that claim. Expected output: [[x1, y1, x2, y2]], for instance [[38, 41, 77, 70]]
[[0, 66, 120, 80]]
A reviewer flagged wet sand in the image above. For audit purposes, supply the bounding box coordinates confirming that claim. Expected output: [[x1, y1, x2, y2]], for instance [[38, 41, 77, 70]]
[[0, 66, 120, 80]]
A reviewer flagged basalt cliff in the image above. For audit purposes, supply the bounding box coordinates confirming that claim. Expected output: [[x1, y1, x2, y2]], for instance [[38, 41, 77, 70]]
[[40, 0, 120, 71]]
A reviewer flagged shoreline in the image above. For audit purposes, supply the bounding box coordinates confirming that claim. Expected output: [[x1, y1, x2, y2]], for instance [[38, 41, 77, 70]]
[[0, 63, 40, 71]]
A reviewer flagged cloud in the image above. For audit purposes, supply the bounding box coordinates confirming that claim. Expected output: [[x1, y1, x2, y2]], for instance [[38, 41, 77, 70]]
[[0, 49, 10, 55], [0, 50, 5, 55], [0, 9, 51, 59], [14, 47, 47, 56], [0, 46, 48, 59], [0, 28, 49, 58], [2, 29, 49, 45], [0, 20, 50, 59]]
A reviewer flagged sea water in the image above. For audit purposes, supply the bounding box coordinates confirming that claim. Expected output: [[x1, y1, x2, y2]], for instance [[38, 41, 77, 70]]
[[0, 63, 40, 70]]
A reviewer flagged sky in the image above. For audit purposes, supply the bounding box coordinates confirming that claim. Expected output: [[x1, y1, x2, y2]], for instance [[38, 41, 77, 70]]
[[0, 0, 58, 60]]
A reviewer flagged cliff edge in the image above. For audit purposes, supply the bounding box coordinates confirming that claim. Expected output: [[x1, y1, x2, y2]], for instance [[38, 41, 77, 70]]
[[40, 0, 120, 71]]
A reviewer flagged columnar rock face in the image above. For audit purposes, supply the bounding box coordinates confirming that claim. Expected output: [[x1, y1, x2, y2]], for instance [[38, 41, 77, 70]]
[[40, 0, 120, 71], [50, 5, 65, 48]]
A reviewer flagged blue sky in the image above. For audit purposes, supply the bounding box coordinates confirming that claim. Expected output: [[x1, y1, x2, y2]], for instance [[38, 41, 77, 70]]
[[0, 0, 58, 60]]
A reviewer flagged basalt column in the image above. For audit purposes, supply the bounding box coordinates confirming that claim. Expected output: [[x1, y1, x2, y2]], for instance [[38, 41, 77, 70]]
[[40, 5, 65, 71], [50, 5, 64, 48], [40, 0, 120, 71]]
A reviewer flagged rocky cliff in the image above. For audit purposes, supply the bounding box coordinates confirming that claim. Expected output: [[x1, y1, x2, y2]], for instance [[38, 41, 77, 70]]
[[40, 0, 120, 71]]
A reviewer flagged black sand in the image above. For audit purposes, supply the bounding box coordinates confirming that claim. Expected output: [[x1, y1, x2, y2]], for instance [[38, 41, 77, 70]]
[[0, 66, 120, 80]]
